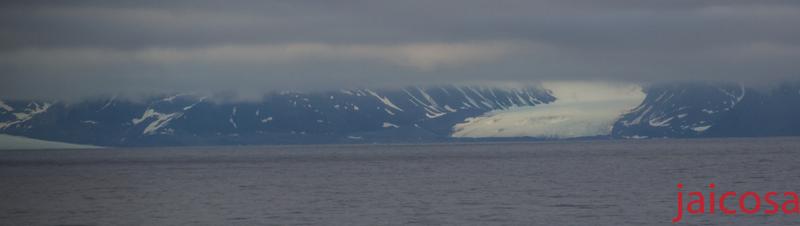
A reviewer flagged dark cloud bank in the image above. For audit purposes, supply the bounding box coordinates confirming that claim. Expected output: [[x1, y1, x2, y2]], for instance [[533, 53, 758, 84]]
[[1, 0, 799, 100]]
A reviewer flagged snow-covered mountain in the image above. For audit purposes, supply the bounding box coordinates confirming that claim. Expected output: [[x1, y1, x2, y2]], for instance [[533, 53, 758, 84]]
[[0, 85, 553, 146], [2, 82, 799, 147], [612, 82, 800, 138]]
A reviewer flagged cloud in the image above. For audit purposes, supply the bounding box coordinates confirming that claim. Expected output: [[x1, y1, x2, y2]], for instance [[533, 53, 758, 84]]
[[1, 42, 518, 69], [0, 41, 525, 100], [1, 0, 799, 100]]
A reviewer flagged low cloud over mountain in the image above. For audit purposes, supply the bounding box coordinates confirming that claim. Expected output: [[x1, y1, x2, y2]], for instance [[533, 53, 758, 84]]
[[2, 1, 799, 100]]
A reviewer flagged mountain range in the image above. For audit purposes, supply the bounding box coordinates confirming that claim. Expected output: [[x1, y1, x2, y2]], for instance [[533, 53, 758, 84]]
[[1, 82, 799, 147]]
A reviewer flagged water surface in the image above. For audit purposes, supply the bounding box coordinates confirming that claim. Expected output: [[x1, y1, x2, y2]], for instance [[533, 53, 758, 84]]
[[2, 137, 800, 225]]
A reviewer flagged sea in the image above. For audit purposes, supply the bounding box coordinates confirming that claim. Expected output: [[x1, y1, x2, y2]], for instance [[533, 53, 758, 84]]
[[1, 137, 800, 225]]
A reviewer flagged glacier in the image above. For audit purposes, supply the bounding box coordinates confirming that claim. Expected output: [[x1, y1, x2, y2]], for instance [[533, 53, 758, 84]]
[[1, 82, 797, 146], [452, 82, 645, 138], [0, 134, 100, 150]]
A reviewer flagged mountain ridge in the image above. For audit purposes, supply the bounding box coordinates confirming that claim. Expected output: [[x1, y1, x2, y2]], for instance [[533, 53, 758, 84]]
[[2, 82, 799, 147], [0, 85, 554, 146]]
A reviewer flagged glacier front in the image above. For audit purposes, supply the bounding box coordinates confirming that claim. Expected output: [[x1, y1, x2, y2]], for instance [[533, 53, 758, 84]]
[[451, 82, 645, 138]]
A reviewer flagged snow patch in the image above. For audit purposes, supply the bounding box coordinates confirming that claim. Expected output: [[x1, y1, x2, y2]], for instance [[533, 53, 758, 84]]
[[132, 109, 183, 135], [182, 97, 207, 111], [229, 107, 238, 129], [426, 112, 446, 119], [98, 96, 116, 111], [81, 120, 98, 125], [717, 84, 746, 108], [455, 86, 479, 108], [382, 122, 399, 128], [0, 102, 51, 130], [623, 135, 649, 139], [648, 116, 673, 127], [692, 125, 712, 132], [416, 87, 439, 106], [366, 89, 404, 112], [403, 88, 426, 107], [0, 100, 13, 111], [622, 106, 651, 126]]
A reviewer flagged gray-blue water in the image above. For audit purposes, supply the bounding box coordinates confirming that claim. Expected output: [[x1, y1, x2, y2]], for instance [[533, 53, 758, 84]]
[[2, 137, 800, 225]]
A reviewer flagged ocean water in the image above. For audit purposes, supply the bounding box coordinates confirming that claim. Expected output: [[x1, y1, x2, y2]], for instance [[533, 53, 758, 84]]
[[1, 137, 800, 225]]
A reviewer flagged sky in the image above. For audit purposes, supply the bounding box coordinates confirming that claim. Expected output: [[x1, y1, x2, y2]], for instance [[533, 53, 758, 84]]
[[1, 0, 799, 100]]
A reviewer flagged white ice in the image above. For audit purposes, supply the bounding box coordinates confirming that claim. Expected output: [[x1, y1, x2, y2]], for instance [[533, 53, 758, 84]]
[[0, 134, 100, 150], [452, 81, 645, 138], [382, 122, 399, 128]]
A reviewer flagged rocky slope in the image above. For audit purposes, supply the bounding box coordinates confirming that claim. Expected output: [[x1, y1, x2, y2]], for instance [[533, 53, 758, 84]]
[[0, 85, 553, 146]]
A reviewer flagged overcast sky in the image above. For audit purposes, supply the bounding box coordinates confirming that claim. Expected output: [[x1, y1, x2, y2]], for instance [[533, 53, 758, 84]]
[[1, 0, 799, 100]]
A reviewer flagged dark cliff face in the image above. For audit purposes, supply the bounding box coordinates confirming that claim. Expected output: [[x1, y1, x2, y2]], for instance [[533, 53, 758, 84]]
[[0, 85, 554, 146], [611, 82, 800, 139]]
